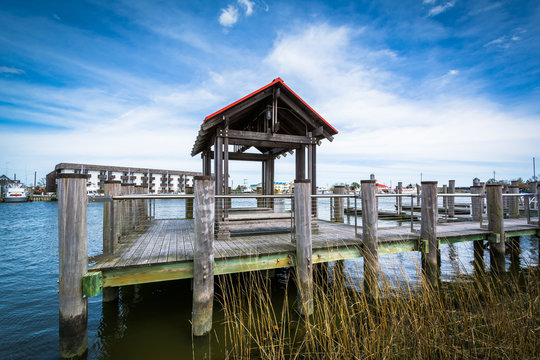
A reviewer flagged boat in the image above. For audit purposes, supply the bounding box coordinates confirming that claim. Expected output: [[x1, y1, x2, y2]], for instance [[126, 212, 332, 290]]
[[4, 184, 28, 203]]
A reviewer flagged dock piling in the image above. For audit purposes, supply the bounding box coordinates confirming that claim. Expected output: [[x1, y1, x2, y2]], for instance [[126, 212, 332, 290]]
[[471, 181, 484, 271], [103, 181, 121, 302], [333, 185, 345, 223], [295, 179, 313, 315], [509, 181, 519, 219], [396, 182, 403, 215], [487, 183, 505, 272], [448, 180, 456, 218], [185, 186, 194, 219], [361, 179, 378, 298], [192, 176, 215, 336], [58, 174, 89, 358], [421, 181, 438, 287]]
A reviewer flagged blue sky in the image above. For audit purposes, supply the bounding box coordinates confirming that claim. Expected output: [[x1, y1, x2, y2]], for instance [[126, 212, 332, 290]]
[[0, 0, 539, 187]]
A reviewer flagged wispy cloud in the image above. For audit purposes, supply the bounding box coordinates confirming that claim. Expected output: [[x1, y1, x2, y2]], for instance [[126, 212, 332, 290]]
[[238, 0, 255, 16], [428, 1, 456, 17], [0, 66, 24, 75], [219, 5, 239, 27], [485, 29, 525, 49]]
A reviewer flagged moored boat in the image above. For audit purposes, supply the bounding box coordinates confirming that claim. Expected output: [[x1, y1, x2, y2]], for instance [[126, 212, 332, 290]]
[[4, 184, 28, 203]]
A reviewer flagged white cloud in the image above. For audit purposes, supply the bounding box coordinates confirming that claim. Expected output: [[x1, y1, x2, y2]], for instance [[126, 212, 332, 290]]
[[262, 24, 539, 185], [0, 66, 24, 74], [238, 0, 255, 16], [428, 1, 455, 16], [219, 5, 239, 27]]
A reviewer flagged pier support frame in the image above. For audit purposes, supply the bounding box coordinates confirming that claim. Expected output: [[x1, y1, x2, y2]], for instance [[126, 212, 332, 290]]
[[58, 174, 89, 358], [192, 176, 215, 336], [361, 180, 379, 298], [509, 181, 519, 219], [487, 183, 505, 272], [295, 179, 313, 315], [421, 181, 438, 287], [103, 181, 121, 302]]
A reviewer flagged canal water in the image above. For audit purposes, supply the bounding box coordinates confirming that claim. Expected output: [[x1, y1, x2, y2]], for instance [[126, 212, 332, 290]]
[[0, 200, 537, 359]]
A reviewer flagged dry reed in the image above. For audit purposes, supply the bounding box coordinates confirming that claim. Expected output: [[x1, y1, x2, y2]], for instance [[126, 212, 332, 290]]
[[216, 261, 539, 359]]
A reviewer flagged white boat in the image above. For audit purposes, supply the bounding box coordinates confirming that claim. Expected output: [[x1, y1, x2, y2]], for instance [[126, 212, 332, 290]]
[[4, 184, 28, 203]]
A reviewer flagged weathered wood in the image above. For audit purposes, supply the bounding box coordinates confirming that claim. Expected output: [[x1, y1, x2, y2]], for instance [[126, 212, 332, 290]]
[[103, 181, 121, 302], [442, 184, 448, 208], [192, 176, 215, 336], [509, 182, 519, 219], [226, 129, 313, 145], [215, 135, 223, 222], [295, 146, 305, 180], [471, 183, 484, 271], [448, 180, 456, 218], [416, 184, 421, 206], [487, 183, 505, 272], [58, 174, 89, 358], [421, 181, 438, 287], [333, 185, 345, 223], [361, 180, 378, 298], [209, 151, 269, 161], [185, 186, 194, 219], [396, 182, 403, 215], [294, 179, 313, 315]]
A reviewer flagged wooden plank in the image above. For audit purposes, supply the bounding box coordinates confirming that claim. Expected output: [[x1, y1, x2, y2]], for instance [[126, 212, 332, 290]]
[[226, 129, 313, 145]]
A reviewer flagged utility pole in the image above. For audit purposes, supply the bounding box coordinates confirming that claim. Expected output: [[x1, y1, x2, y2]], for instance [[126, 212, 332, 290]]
[[534, 157, 536, 181]]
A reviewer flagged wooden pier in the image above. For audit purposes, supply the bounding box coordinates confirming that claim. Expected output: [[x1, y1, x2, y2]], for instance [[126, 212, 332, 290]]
[[56, 77, 540, 358]]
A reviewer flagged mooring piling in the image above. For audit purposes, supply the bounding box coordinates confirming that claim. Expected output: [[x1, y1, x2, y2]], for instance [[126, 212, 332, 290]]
[[361, 179, 379, 298], [421, 181, 438, 286], [487, 183, 505, 272], [185, 186, 194, 219], [58, 173, 89, 358], [103, 181, 121, 302], [396, 182, 403, 215], [448, 180, 456, 218], [471, 180, 485, 270], [192, 176, 215, 336], [295, 179, 313, 315], [333, 185, 345, 223], [509, 181, 520, 219]]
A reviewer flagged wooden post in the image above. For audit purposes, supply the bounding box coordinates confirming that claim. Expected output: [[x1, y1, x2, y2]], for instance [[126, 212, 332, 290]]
[[103, 181, 121, 302], [128, 183, 136, 231], [416, 184, 421, 206], [471, 181, 484, 271], [536, 183, 540, 225], [421, 181, 438, 287], [442, 184, 448, 208], [509, 181, 519, 219], [295, 146, 305, 180], [333, 185, 345, 223], [361, 180, 378, 298], [192, 176, 215, 336], [58, 174, 89, 358], [120, 184, 129, 236], [487, 183, 505, 272], [185, 186, 194, 219], [448, 180, 456, 218], [294, 179, 313, 315], [396, 182, 403, 215]]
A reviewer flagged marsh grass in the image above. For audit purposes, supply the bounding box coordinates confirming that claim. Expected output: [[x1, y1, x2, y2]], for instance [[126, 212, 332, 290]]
[[216, 263, 539, 359]]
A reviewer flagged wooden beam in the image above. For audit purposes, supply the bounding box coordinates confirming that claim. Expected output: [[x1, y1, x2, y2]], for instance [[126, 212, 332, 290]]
[[209, 151, 269, 161], [202, 89, 272, 131], [228, 138, 300, 149], [279, 93, 334, 141], [226, 129, 313, 145]]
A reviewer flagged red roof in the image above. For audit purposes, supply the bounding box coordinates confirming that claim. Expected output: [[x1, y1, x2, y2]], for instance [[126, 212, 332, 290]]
[[204, 78, 338, 134]]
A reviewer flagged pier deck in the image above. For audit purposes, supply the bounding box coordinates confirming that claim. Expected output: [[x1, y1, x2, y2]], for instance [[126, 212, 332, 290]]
[[85, 217, 538, 293]]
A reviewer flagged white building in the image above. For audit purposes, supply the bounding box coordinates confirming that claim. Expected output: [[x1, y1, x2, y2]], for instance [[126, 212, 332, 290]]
[[47, 163, 200, 194]]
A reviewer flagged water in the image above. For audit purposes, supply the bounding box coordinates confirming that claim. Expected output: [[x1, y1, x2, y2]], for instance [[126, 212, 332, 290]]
[[0, 200, 537, 359]]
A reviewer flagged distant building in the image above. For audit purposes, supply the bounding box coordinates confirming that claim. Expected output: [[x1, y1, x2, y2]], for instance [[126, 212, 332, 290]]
[[47, 163, 201, 194], [249, 181, 293, 193]]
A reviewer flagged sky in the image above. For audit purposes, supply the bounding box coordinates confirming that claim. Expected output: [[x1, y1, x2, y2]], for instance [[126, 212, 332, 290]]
[[0, 0, 539, 188]]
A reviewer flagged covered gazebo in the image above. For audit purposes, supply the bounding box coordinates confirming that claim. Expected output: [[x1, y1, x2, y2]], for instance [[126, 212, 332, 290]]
[[191, 78, 338, 239]]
